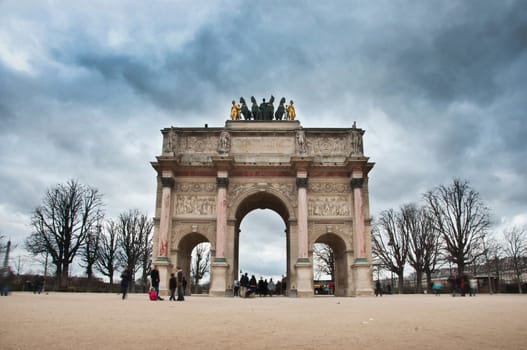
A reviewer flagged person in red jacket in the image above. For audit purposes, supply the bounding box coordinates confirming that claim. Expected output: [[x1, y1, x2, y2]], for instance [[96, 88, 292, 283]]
[[148, 287, 157, 301]]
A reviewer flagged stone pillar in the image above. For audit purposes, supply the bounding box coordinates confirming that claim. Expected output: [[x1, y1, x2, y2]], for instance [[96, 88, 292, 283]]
[[209, 171, 230, 296], [351, 175, 366, 261], [295, 171, 312, 297], [296, 173, 309, 261], [350, 172, 373, 295], [215, 172, 229, 261], [157, 173, 174, 262]]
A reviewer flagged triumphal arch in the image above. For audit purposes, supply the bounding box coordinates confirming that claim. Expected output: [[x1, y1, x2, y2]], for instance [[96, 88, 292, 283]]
[[151, 111, 375, 297]]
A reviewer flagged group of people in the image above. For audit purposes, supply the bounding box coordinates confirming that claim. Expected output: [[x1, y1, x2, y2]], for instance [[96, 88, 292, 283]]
[[234, 273, 287, 298], [119, 265, 186, 301], [447, 273, 478, 297]]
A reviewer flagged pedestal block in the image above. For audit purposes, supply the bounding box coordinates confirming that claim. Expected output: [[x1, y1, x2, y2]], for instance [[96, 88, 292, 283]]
[[294, 260, 313, 297], [351, 260, 373, 296], [209, 260, 230, 297]]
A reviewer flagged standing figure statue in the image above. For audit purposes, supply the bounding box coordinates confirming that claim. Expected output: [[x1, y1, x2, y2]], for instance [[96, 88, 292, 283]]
[[267, 95, 275, 121], [230, 100, 241, 120], [350, 127, 364, 156], [239, 97, 252, 120], [296, 130, 307, 154], [286, 100, 296, 120], [275, 97, 286, 120], [218, 130, 231, 154], [251, 96, 261, 120], [259, 98, 268, 120]]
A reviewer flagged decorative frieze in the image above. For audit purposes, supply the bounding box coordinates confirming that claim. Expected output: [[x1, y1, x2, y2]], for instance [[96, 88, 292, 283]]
[[175, 195, 216, 215], [308, 196, 350, 216], [308, 136, 348, 156], [309, 182, 350, 193], [175, 182, 215, 193]]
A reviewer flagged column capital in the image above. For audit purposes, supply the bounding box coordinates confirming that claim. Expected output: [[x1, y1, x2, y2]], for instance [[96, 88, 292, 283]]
[[296, 177, 308, 188], [161, 176, 175, 188], [351, 178, 364, 189], [216, 177, 229, 189]]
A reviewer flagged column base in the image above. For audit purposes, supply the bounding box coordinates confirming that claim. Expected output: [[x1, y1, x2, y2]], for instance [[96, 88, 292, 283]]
[[294, 260, 313, 297], [351, 260, 373, 296], [209, 260, 230, 297]]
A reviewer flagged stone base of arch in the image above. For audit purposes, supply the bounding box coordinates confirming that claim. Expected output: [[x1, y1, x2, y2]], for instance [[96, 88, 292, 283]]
[[209, 260, 230, 297], [351, 261, 374, 296], [293, 260, 314, 297]]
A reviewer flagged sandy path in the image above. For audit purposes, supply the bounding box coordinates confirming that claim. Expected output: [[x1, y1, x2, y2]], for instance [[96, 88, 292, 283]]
[[1, 292, 526, 350]]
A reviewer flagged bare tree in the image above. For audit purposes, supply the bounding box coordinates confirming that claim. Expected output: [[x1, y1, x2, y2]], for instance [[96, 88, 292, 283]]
[[190, 242, 210, 290], [372, 208, 409, 294], [25, 180, 104, 289], [503, 227, 527, 293], [313, 243, 335, 281], [478, 235, 501, 294], [139, 224, 153, 293], [424, 179, 490, 277], [116, 209, 153, 292], [95, 220, 120, 285], [79, 221, 102, 281], [403, 204, 441, 293]]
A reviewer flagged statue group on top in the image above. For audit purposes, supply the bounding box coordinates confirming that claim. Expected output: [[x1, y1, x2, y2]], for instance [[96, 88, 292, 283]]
[[230, 96, 296, 121]]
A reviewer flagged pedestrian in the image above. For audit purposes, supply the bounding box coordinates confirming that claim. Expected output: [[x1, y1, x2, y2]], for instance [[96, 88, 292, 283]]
[[267, 278, 275, 297], [240, 273, 249, 298], [0, 267, 14, 296], [169, 273, 177, 301], [375, 280, 383, 297], [432, 281, 441, 296], [148, 287, 157, 301], [176, 266, 185, 301], [233, 278, 240, 297], [469, 277, 478, 296], [120, 266, 131, 300], [150, 265, 163, 300]]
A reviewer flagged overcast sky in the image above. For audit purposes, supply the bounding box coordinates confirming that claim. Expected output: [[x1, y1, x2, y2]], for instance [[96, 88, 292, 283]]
[[1, 1, 526, 279]]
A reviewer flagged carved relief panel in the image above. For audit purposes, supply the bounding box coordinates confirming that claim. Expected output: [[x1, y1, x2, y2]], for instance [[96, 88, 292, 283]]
[[308, 196, 351, 217], [174, 181, 216, 217]]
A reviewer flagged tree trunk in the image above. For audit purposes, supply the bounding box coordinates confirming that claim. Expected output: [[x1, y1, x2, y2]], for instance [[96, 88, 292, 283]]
[[415, 270, 423, 293], [397, 271, 404, 294]]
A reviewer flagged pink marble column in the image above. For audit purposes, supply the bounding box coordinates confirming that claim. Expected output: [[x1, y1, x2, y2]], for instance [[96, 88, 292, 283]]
[[351, 177, 366, 259], [158, 176, 174, 258], [215, 174, 229, 261], [296, 175, 309, 261]]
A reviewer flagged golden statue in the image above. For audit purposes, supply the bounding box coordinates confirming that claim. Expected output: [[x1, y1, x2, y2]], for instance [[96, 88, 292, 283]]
[[286, 100, 296, 120], [230, 100, 241, 120]]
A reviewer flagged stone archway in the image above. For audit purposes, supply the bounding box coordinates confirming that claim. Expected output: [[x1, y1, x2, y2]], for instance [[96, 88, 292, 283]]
[[312, 233, 349, 296], [175, 232, 210, 294], [232, 191, 291, 294], [151, 120, 374, 297]]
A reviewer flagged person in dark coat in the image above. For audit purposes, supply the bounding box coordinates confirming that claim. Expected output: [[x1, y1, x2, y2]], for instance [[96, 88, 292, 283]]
[[120, 266, 131, 300], [176, 266, 185, 301], [169, 273, 177, 301]]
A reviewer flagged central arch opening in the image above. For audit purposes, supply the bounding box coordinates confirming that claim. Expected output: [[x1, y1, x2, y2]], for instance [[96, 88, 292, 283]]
[[234, 191, 290, 296], [239, 209, 286, 281]]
